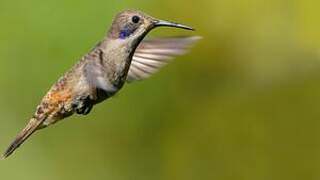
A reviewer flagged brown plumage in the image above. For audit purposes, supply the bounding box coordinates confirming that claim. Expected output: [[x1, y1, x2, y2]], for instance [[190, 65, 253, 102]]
[[2, 10, 200, 159]]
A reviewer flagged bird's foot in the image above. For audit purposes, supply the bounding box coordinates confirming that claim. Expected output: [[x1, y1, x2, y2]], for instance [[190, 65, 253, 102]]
[[72, 96, 93, 115]]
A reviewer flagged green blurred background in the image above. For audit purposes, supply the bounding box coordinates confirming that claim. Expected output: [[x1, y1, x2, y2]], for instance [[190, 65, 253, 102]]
[[1, 0, 320, 179]]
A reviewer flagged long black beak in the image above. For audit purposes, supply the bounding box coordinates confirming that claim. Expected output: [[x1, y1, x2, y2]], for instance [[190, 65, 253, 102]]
[[154, 20, 194, 31]]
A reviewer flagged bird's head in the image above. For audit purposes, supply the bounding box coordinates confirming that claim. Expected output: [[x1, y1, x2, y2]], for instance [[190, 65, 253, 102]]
[[107, 10, 194, 44]]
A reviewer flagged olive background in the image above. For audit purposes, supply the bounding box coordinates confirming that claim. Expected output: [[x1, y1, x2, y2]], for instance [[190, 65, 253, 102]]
[[1, 0, 320, 179]]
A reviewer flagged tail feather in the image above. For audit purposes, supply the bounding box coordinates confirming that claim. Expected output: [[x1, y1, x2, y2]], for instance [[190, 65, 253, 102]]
[[2, 117, 45, 159]]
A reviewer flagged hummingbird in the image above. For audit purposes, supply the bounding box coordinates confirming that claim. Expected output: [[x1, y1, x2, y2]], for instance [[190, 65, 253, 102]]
[[2, 10, 200, 159]]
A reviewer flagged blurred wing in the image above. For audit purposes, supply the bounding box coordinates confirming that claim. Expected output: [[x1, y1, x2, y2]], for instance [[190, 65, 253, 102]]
[[127, 36, 201, 82]]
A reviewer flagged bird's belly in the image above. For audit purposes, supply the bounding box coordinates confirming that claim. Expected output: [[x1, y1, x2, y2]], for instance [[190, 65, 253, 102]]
[[94, 87, 118, 104]]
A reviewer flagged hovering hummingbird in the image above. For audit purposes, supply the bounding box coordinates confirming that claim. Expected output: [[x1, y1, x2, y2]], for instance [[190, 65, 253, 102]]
[[2, 10, 200, 159]]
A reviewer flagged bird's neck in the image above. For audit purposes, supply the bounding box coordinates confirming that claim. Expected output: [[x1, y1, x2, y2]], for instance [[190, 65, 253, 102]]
[[100, 37, 137, 68], [97, 38, 137, 86]]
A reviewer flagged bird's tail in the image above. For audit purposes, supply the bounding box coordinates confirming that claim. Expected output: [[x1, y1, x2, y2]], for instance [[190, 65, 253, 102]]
[[2, 117, 45, 159]]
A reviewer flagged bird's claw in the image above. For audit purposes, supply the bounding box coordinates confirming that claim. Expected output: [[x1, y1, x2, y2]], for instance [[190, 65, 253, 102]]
[[72, 96, 93, 115]]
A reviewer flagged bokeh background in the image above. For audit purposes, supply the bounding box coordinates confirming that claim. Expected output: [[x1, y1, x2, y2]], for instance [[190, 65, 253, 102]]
[[1, 0, 320, 179]]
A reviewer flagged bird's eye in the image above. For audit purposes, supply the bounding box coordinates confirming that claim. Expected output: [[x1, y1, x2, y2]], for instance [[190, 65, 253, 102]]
[[132, 16, 140, 23]]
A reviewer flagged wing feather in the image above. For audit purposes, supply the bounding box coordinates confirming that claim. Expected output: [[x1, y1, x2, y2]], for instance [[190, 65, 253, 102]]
[[127, 36, 201, 82]]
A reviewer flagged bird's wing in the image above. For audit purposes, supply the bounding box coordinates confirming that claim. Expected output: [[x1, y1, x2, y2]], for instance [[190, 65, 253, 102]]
[[126, 36, 201, 82]]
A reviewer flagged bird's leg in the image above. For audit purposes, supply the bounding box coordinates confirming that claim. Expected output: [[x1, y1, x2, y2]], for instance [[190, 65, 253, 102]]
[[72, 95, 93, 115]]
